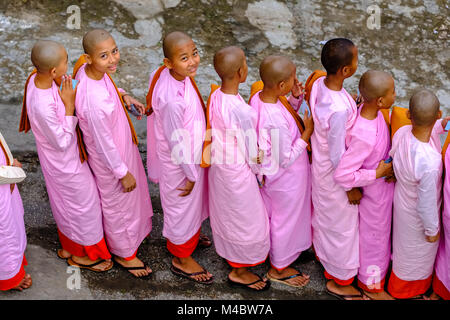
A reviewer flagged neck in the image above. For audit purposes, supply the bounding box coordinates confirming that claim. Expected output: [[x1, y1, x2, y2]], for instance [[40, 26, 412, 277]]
[[411, 125, 433, 143], [85, 64, 105, 81], [324, 73, 344, 91], [360, 101, 379, 120], [34, 73, 53, 89], [169, 69, 186, 82], [259, 88, 279, 104], [220, 79, 240, 95]]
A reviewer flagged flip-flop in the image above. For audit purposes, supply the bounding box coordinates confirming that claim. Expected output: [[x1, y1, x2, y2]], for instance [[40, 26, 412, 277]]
[[197, 233, 212, 248], [113, 257, 152, 280], [170, 264, 214, 285], [326, 287, 366, 300], [67, 258, 113, 273], [227, 274, 271, 292], [57, 249, 71, 260], [408, 294, 429, 300], [265, 271, 309, 288]]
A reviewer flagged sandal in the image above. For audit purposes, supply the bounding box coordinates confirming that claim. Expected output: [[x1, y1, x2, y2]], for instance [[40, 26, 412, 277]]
[[198, 233, 212, 248], [265, 271, 309, 288], [113, 257, 152, 279], [170, 264, 214, 285], [67, 258, 113, 273], [326, 281, 366, 300], [227, 274, 271, 292]]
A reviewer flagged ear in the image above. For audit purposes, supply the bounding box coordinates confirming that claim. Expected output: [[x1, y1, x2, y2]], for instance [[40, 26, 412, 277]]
[[438, 110, 442, 119], [50, 67, 57, 79], [406, 110, 411, 120], [84, 53, 92, 65], [376, 96, 384, 108], [341, 65, 350, 77], [163, 57, 173, 70]]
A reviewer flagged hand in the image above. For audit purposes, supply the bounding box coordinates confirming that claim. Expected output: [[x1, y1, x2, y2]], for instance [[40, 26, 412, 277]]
[[177, 179, 195, 197], [291, 78, 305, 99], [120, 171, 136, 192], [375, 160, 393, 179], [301, 108, 314, 142], [122, 94, 145, 120], [346, 187, 362, 205], [426, 231, 440, 243], [59, 75, 76, 116], [12, 158, 22, 168], [251, 149, 264, 164], [442, 116, 450, 130]]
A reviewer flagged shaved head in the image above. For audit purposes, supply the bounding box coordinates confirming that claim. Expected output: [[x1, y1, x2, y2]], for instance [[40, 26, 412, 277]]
[[83, 29, 113, 55], [359, 70, 394, 102], [31, 40, 66, 73], [260, 55, 295, 88], [410, 89, 440, 126], [214, 46, 246, 80], [163, 31, 193, 59]]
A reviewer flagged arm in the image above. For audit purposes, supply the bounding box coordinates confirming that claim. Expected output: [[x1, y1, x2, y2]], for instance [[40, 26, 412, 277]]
[[327, 110, 348, 169], [159, 99, 199, 182], [417, 169, 440, 238], [288, 94, 304, 112], [277, 121, 308, 169]]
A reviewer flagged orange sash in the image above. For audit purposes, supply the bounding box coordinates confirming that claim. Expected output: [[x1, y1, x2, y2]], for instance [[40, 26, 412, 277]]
[[19, 69, 88, 163], [72, 55, 139, 146], [249, 81, 312, 162], [200, 84, 220, 168], [304, 70, 327, 106]]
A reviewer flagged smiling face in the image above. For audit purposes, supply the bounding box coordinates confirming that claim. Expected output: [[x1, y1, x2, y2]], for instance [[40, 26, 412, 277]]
[[164, 39, 200, 81], [86, 36, 120, 75]]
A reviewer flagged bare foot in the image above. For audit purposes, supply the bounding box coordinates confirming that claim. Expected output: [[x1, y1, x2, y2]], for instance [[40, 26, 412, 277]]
[[363, 289, 395, 300], [114, 256, 152, 277], [172, 256, 213, 282], [267, 267, 310, 287], [71, 255, 113, 272], [57, 249, 72, 259], [229, 267, 269, 291], [326, 280, 369, 300], [429, 291, 441, 300], [12, 274, 32, 291]]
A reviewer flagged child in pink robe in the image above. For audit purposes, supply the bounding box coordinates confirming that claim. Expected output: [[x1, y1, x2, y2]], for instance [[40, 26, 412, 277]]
[[387, 90, 448, 299], [0, 132, 31, 291], [309, 38, 365, 299], [145, 32, 212, 285], [74, 30, 153, 278], [248, 55, 313, 288], [206, 46, 270, 291], [21, 40, 112, 272], [334, 70, 396, 300]]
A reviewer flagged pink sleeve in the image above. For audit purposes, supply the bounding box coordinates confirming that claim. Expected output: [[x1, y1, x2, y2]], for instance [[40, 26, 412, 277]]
[[35, 101, 78, 152], [333, 128, 377, 191], [288, 94, 304, 112], [87, 102, 128, 180], [159, 99, 199, 182]]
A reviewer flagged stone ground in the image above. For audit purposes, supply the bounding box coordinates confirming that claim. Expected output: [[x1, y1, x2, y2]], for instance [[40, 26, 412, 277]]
[[0, 0, 448, 301]]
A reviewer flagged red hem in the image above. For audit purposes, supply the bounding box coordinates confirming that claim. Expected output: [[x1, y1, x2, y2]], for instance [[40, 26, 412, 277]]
[[358, 278, 385, 293], [123, 250, 138, 261], [433, 274, 450, 300], [387, 271, 432, 299], [227, 256, 267, 268], [167, 229, 200, 259], [324, 270, 354, 286], [0, 255, 28, 291], [58, 229, 111, 261]]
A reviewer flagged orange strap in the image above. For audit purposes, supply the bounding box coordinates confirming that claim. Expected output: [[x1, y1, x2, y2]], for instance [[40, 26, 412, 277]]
[[20, 69, 88, 163], [73, 55, 138, 146], [200, 84, 220, 168], [304, 70, 327, 106]]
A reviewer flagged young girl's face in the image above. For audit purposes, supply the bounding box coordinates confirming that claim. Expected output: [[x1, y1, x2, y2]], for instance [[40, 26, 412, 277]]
[[166, 39, 200, 81], [88, 36, 120, 75]]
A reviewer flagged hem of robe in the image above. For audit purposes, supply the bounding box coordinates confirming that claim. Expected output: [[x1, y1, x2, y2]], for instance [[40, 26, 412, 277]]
[[227, 256, 267, 268], [432, 274, 450, 300], [122, 250, 138, 261], [0, 255, 27, 291], [387, 271, 432, 299], [106, 226, 152, 259], [324, 270, 354, 286], [58, 229, 111, 261], [166, 229, 200, 258], [357, 278, 386, 293], [269, 245, 310, 270]]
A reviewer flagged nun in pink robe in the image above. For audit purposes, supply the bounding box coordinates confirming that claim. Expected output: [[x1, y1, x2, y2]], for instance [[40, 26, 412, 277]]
[[0, 133, 28, 291], [249, 92, 311, 270], [387, 122, 444, 299], [208, 88, 270, 266], [74, 63, 153, 259], [334, 107, 394, 292], [25, 74, 111, 260], [146, 67, 208, 256], [434, 145, 450, 299], [309, 76, 358, 284]]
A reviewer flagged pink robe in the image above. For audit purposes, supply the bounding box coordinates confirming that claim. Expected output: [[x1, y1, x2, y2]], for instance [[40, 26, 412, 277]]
[[389, 122, 443, 283], [147, 68, 208, 245], [333, 108, 394, 288], [208, 89, 270, 264], [25, 74, 104, 246], [435, 143, 450, 295], [74, 64, 152, 258], [249, 91, 311, 269], [309, 76, 358, 280], [0, 134, 27, 282]]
